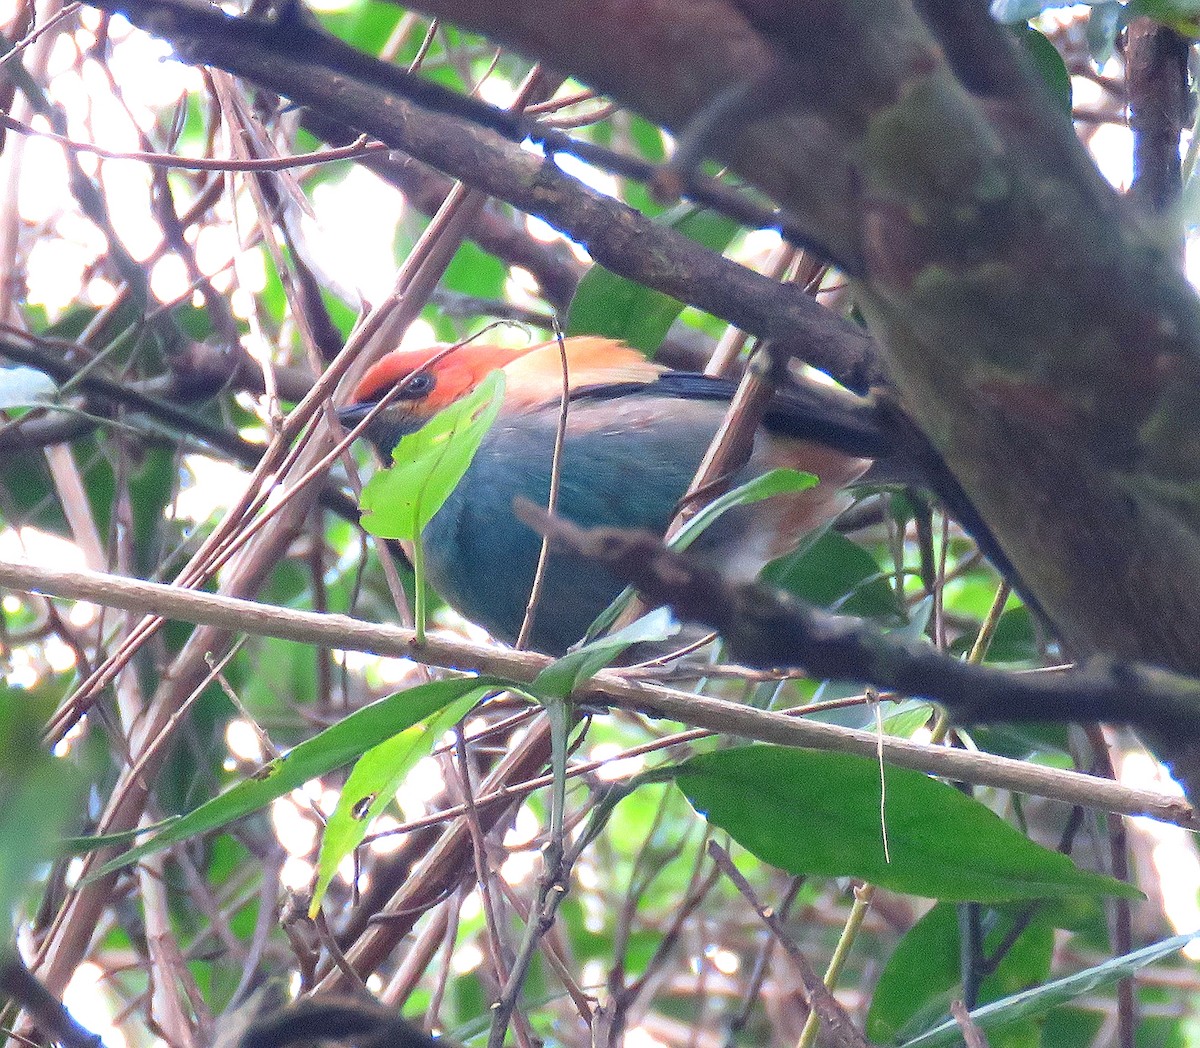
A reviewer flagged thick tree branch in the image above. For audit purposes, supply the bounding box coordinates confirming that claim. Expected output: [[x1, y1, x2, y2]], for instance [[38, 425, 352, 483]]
[[0, 556, 1193, 829], [80, 0, 882, 392], [516, 503, 1200, 768]]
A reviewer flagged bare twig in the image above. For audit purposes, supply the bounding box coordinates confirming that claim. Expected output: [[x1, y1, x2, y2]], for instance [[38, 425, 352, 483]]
[[706, 842, 870, 1048], [950, 1000, 990, 1048]]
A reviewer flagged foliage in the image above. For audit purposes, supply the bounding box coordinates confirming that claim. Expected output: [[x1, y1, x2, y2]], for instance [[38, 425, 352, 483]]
[[0, 4, 1194, 1048]]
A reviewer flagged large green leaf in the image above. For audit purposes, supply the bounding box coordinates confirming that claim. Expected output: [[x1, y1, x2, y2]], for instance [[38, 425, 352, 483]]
[[359, 370, 506, 541], [310, 689, 485, 915], [91, 677, 498, 876], [0, 691, 82, 939], [868, 902, 1055, 1044], [566, 205, 740, 354], [671, 746, 1141, 902], [900, 932, 1198, 1048]]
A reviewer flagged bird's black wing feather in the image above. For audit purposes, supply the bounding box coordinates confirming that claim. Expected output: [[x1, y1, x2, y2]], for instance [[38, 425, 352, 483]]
[[568, 371, 890, 458]]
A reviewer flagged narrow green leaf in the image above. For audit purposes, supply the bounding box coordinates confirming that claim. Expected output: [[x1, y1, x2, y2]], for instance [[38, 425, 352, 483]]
[[566, 205, 740, 354], [671, 746, 1142, 902], [672, 468, 817, 554], [310, 690, 485, 915], [532, 607, 679, 699], [63, 818, 178, 854], [359, 370, 505, 541], [900, 932, 1197, 1048], [585, 469, 816, 640], [91, 677, 499, 877]]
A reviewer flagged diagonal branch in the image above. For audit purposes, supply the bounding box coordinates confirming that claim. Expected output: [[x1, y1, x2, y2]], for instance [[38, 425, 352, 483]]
[[78, 0, 882, 392], [515, 502, 1200, 786]]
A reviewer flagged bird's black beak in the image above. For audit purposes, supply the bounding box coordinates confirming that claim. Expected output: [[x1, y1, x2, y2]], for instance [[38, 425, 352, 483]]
[[336, 403, 374, 429]]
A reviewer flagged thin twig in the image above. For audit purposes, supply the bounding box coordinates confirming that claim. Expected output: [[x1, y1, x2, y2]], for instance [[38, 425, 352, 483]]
[[515, 325, 570, 650], [0, 111, 380, 170], [0, 956, 105, 1048], [706, 843, 869, 1048]]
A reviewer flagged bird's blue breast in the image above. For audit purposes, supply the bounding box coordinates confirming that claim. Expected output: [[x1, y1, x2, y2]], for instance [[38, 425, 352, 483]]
[[422, 395, 737, 654]]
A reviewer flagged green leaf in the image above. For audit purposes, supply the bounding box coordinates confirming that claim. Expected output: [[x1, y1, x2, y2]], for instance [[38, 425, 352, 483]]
[[868, 903, 1055, 1044], [566, 205, 740, 354], [671, 746, 1142, 902], [129, 446, 182, 579], [443, 240, 507, 301], [869, 903, 962, 1044], [310, 689, 485, 915], [673, 468, 818, 554], [763, 529, 899, 619], [881, 700, 935, 738], [1010, 24, 1072, 116], [900, 932, 1198, 1048], [0, 691, 82, 939], [91, 677, 499, 877], [359, 370, 506, 541], [952, 606, 1037, 664], [983, 913, 1055, 1048], [531, 607, 679, 699]]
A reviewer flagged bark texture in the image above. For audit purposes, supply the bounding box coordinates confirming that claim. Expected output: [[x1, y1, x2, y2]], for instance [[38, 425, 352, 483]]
[[393, 0, 1200, 784]]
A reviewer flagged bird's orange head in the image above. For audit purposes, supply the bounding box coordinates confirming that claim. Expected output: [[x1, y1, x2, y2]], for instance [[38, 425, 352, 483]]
[[339, 337, 664, 452]]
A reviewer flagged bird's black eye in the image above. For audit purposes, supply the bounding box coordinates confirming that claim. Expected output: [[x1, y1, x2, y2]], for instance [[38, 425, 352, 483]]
[[401, 371, 435, 397]]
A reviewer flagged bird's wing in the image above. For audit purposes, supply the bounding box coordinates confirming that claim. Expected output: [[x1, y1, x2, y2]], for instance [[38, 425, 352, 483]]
[[573, 369, 888, 459]]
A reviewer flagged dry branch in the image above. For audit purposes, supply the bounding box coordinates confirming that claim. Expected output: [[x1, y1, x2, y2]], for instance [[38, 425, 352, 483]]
[[0, 556, 1193, 831]]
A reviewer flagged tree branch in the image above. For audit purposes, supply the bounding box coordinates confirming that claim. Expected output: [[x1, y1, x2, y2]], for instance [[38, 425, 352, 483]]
[[515, 503, 1200, 770], [1126, 17, 1190, 220], [0, 556, 1193, 829], [78, 0, 883, 392]]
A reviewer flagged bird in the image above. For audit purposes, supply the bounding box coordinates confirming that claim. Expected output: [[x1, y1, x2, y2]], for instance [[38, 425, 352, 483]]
[[338, 336, 882, 655]]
